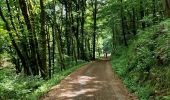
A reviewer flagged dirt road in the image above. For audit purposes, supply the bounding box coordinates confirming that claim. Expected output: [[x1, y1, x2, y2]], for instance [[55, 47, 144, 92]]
[[40, 59, 137, 100]]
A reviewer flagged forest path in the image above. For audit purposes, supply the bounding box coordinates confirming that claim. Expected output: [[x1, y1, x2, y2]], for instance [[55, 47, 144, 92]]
[[40, 58, 137, 100]]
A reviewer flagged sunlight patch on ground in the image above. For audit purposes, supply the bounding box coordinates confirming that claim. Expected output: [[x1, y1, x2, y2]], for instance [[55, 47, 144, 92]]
[[69, 76, 96, 85], [57, 75, 105, 98], [59, 88, 98, 98]]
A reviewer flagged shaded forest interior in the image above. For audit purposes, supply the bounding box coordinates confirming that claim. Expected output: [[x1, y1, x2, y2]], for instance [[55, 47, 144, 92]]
[[0, 0, 170, 99]]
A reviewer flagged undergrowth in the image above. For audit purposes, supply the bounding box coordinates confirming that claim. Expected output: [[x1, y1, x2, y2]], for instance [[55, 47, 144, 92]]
[[111, 19, 170, 100], [0, 60, 87, 100]]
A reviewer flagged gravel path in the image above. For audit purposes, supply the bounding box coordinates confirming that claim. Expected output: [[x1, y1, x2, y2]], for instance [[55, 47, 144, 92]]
[[40, 59, 138, 100]]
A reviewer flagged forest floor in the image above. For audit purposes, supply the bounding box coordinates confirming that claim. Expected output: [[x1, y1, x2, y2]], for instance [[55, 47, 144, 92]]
[[40, 58, 138, 100]]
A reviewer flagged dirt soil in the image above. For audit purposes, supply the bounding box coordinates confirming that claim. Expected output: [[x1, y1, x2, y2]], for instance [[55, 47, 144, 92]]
[[40, 59, 138, 100]]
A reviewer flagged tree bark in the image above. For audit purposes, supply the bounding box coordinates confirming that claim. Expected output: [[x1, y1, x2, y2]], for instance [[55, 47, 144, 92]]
[[93, 0, 97, 60], [75, 0, 80, 59], [40, 0, 48, 79], [46, 25, 51, 79], [19, 0, 39, 75], [140, 0, 145, 29], [28, 0, 40, 75], [132, 7, 137, 35], [152, 0, 156, 23], [65, 1, 71, 56], [80, 0, 87, 60], [164, 0, 170, 17], [120, 0, 128, 46], [53, 0, 65, 70]]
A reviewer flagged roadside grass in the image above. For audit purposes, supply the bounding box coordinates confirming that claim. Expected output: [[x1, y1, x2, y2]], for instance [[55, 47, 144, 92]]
[[0, 60, 87, 100]]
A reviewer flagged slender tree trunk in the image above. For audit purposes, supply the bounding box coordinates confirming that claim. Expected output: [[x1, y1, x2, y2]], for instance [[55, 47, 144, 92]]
[[51, 24, 55, 76], [70, 4, 78, 63], [140, 0, 145, 29], [120, 0, 128, 46], [152, 0, 156, 23], [40, 0, 48, 79], [53, 0, 65, 70], [132, 7, 137, 35], [164, 0, 170, 17], [111, 22, 117, 55], [46, 25, 51, 79], [93, 0, 97, 60], [65, 1, 71, 56], [80, 0, 87, 60], [76, 0, 80, 59], [56, 23, 66, 70]]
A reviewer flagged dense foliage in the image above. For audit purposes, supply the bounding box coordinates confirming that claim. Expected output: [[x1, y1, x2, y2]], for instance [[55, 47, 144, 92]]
[[0, 60, 86, 99], [112, 19, 170, 99]]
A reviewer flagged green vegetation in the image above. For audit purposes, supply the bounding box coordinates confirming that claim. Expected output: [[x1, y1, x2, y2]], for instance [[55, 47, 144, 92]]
[[1, 0, 170, 99], [0, 61, 86, 100], [111, 19, 170, 100]]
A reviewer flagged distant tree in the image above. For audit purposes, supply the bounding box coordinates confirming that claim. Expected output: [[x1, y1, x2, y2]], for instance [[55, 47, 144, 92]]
[[120, 0, 128, 46], [92, 0, 97, 60]]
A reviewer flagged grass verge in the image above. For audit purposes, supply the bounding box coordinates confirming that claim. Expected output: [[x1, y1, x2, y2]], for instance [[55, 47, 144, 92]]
[[0, 61, 88, 100]]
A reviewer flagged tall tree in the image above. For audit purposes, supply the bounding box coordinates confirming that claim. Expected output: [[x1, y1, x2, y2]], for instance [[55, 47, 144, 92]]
[[93, 0, 97, 60], [75, 0, 81, 59], [40, 0, 48, 79], [120, 0, 128, 46], [53, 0, 65, 71], [65, 0, 71, 56], [140, 0, 145, 29], [19, 0, 39, 75], [80, 0, 87, 60], [132, 7, 137, 35]]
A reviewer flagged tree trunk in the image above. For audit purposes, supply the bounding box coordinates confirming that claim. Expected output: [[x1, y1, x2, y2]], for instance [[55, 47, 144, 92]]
[[132, 7, 137, 35], [152, 0, 156, 23], [19, 0, 39, 75], [80, 0, 87, 60], [76, 0, 80, 59], [120, 0, 128, 46], [93, 0, 97, 60], [51, 24, 55, 76], [13, 0, 32, 74], [53, 0, 65, 70], [65, 1, 71, 56], [46, 25, 51, 79], [28, 0, 40, 75], [140, 0, 145, 29], [40, 0, 48, 79], [56, 23, 66, 70], [164, 0, 170, 17]]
